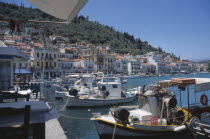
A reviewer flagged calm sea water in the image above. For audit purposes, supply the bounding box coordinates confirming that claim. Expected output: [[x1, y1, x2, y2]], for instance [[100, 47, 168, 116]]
[[44, 73, 210, 139]]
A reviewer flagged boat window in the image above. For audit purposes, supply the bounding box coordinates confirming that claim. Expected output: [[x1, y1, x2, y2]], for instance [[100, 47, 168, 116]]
[[102, 78, 115, 82], [112, 84, 118, 88]]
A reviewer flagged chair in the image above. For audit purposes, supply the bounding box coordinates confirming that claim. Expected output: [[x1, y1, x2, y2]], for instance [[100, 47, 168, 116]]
[[0, 92, 30, 103], [0, 105, 31, 139]]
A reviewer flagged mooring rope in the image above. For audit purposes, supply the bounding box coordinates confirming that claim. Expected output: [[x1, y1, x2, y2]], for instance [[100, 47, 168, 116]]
[[60, 114, 90, 120], [112, 123, 117, 139], [59, 96, 70, 112]]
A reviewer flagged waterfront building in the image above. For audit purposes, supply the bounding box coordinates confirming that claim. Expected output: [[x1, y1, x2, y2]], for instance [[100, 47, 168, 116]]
[[127, 59, 141, 75], [166, 64, 179, 74], [196, 63, 208, 72], [58, 58, 74, 75], [31, 47, 58, 78], [145, 52, 166, 74], [0, 41, 30, 90], [73, 59, 94, 73], [115, 55, 128, 74], [174, 60, 195, 73], [140, 63, 156, 74]]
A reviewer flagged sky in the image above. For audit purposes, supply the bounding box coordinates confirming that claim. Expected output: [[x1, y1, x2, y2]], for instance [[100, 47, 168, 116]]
[[2, 0, 210, 60]]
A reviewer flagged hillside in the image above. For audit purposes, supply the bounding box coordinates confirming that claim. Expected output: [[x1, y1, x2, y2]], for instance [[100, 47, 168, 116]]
[[0, 1, 179, 59]]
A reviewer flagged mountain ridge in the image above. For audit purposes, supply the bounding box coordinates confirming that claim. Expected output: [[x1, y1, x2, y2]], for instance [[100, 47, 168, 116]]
[[0, 1, 179, 60]]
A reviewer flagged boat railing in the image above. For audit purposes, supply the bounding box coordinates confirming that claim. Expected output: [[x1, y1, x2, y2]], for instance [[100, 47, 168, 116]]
[[129, 113, 193, 125], [187, 117, 210, 138]]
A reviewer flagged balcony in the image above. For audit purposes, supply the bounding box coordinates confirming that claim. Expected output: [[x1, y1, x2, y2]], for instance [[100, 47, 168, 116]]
[[62, 67, 72, 69], [44, 57, 54, 60], [45, 67, 56, 70]]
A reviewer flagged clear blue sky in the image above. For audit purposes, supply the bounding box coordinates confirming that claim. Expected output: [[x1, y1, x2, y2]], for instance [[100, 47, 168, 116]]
[[2, 0, 210, 60]]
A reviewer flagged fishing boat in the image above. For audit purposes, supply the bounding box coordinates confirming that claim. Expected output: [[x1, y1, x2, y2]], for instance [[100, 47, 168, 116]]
[[66, 77, 138, 108], [92, 77, 210, 138], [54, 86, 69, 99], [121, 79, 127, 84]]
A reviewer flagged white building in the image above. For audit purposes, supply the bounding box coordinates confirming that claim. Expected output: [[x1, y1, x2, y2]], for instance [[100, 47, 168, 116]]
[[115, 55, 128, 74], [31, 47, 58, 78], [127, 59, 141, 75], [140, 63, 156, 73], [58, 58, 74, 75], [145, 52, 166, 74], [72, 59, 94, 73]]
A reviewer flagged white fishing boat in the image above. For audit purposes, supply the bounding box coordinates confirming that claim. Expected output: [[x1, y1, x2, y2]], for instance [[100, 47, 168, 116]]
[[92, 78, 210, 138], [66, 77, 137, 108], [121, 75, 140, 79], [54, 87, 68, 99], [121, 79, 127, 84], [44, 79, 52, 87]]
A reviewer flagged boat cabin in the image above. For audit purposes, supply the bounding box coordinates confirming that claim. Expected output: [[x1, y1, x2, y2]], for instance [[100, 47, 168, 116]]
[[98, 77, 122, 99]]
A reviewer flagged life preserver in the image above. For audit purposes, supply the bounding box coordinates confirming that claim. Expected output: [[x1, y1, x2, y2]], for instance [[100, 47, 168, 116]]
[[200, 94, 208, 105]]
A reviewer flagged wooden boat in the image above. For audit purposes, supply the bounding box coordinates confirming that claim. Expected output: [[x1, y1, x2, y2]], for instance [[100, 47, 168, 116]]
[[66, 77, 138, 108], [92, 78, 210, 138]]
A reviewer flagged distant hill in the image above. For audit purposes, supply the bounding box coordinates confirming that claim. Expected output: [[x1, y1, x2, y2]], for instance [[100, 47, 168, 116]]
[[0, 1, 179, 60], [198, 60, 210, 64]]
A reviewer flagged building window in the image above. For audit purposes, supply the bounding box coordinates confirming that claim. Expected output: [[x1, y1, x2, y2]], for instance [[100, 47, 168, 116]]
[[54, 62, 56, 67], [54, 54, 56, 58], [37, 62, 39, 67], [37, 52, 39, 58], [46, 53, 48, 58], [19, 63, 22, 68]]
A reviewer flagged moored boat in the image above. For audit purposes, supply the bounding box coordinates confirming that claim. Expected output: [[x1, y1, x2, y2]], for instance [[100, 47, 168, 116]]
[[66, 77, 138, 108], [92, 77, 210, 138]]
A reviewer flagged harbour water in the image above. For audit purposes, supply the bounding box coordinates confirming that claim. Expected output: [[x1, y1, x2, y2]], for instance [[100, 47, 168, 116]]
[[44, 73, 210, 139]]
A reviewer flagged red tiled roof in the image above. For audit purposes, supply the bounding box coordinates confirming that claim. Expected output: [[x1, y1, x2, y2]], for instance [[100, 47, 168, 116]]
[[33, 43, 43, 47], [141, 63, 155, 66], [175, 61, 191, 63], [167, 64, 176, 67]]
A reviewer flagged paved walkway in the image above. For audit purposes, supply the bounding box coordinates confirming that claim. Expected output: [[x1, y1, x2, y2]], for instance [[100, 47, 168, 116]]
[[46, 119, 68, 139]]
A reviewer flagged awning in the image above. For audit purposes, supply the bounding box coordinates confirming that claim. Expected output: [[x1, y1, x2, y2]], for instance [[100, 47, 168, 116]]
[[15, 69, 31, 74], [0, 47, 30, 60], [158, 78, 210, 92], [27, 0, 88, 23]]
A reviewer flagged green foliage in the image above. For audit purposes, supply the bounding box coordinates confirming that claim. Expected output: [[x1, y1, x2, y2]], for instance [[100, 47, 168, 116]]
[[0, 2, 178, 58]]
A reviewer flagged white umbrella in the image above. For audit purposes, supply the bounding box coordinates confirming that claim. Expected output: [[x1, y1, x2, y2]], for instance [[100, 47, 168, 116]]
[[27, 0, 88, 23]]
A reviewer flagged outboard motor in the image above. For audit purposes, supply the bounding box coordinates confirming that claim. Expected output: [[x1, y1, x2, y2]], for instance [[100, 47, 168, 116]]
[[64, 85, 69, 90], [169, 108, 185, 124], [164, 97, 177, 109], [113, 108, 130, 125], [69, 89, 78, 97]]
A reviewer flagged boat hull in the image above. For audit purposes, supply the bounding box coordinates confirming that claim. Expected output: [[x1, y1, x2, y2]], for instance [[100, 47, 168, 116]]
[[66, 96, 136, 108], [93, 119, 188, 138]]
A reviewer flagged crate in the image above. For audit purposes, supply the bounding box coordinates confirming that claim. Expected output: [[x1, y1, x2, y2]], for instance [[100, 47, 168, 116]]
[[171, 78, 196, 84]]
